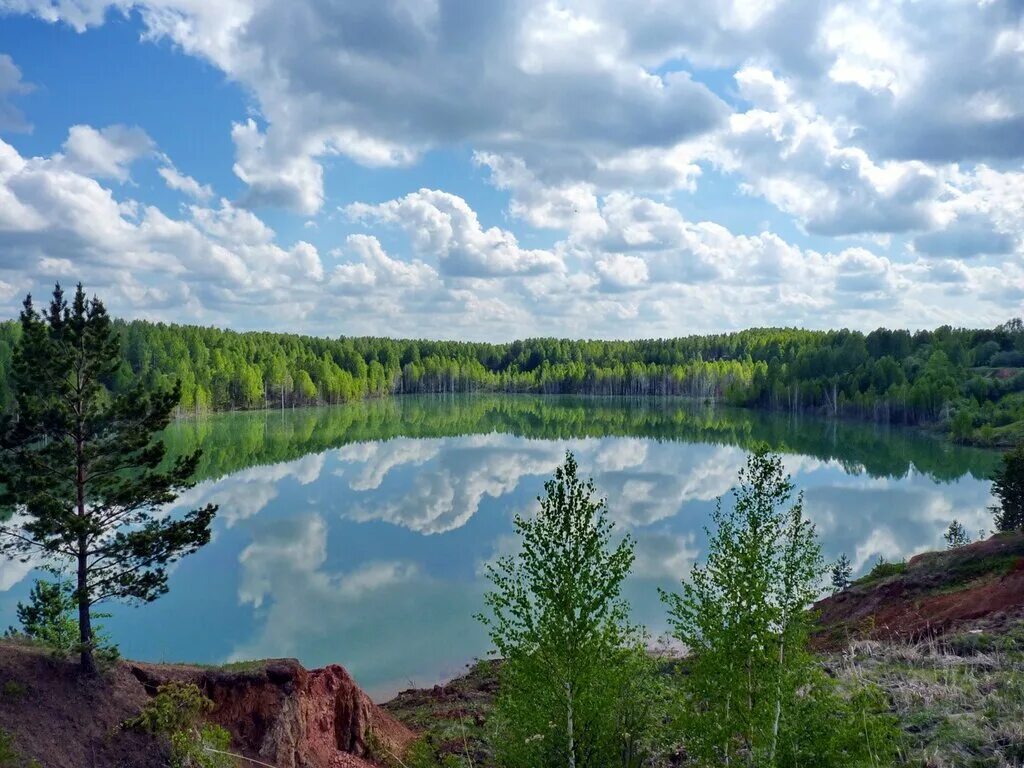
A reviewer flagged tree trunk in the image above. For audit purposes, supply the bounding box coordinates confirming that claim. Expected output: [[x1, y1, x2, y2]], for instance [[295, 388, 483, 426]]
[[724, 692, 731, 767], [566, 681, 575, 768], [769, 637, 784, 764], [77, 539, 96, 675], [75, 394, 96, 676]]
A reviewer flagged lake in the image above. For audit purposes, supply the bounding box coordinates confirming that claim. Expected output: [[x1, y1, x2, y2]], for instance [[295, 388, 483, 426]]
[[0, 395, 1000, 699]]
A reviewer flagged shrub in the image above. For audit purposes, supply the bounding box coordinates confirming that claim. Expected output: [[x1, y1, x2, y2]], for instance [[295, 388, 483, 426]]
[[8, 579, 119, 667], [125, 682, 233, 768]]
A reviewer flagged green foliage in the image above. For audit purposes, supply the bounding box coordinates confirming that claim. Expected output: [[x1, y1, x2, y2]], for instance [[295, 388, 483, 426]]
[[991, 444, 1024, 531], [0, 284, 216, 674], [479, 451, 662, 768], [661, 451, 898, 767], [7, 579, 119, 664], [0, 730, 18, 767], [126, 682, 233, 768], [13, 580, 78, 654], [856, 557, 908, 586], [831, 553, 852, 594], [2, 315, 1023, 442], [944, 519, 971, 549]]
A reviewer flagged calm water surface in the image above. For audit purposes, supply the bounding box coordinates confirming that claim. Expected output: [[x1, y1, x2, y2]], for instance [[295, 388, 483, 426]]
[[0, 396, 1000, 699]]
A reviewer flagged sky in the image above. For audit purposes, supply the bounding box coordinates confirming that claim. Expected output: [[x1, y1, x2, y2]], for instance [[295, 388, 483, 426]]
[[0, 0, 1021, 340]]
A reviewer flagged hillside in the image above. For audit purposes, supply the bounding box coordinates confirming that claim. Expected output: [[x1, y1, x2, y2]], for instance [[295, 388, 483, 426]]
[[814, 532, 1024, 647], [3, 536, 1024, 767], [0, 645, 413, 768]]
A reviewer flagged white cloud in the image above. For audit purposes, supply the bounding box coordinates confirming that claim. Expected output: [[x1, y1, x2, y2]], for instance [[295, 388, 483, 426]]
[[345, 189, 564, 278], [1, 1, 1023, 335], [158, 165, 213, 201], [5, 0, 727, 213], [329, 235, 437, 294], [0, 133, 330, 327], [720, 68, 945, 236], [230, 119, 326, 216], [60, 124, 155, 181]]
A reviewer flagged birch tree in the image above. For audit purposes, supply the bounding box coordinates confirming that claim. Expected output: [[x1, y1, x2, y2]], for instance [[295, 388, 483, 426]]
[[661, 450, 896, 767], [479, 451, 660, 768]]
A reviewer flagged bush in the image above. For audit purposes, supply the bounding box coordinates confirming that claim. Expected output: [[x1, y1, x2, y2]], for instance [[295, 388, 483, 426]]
[[944, 519, 971, 549], [7, 580, 119, 667], [125, 682, 233, 768], [11, 581, 78, 654]]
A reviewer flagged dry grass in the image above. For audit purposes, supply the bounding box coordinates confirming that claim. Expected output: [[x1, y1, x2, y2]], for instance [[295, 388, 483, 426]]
[[831, 630, 1024, 767]]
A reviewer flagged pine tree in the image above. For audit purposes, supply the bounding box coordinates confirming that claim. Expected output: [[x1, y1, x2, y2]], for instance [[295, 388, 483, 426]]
[[0, 284, 216, 674], [991, 445, 1024, 532], [12, 579, 79, 653], [830, 553, 852, 594], [943, 519, 971, 549]]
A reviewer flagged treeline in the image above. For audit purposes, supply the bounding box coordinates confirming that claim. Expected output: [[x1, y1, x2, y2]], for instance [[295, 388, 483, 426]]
[[164, 395, 998, 487], [0, 318, 1022, 443]]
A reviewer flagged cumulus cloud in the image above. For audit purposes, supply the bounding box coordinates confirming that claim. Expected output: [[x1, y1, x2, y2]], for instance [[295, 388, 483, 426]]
[[0, 133, 329, 326], [721, 67, 945, 237], [60, 124, 155, 181], [329, 234, 437, 294], [5, 0, 729, 213], [1, 0, 1023, 334], [345, 189, 564, 277]]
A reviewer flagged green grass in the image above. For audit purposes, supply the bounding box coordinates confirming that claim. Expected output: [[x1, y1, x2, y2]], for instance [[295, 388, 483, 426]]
[[854, 558, 908, 587], [939, 553, 1022, 591]]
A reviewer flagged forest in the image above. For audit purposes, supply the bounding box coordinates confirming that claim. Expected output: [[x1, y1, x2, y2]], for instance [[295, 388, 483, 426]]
[[0, 317, 1022, 445]]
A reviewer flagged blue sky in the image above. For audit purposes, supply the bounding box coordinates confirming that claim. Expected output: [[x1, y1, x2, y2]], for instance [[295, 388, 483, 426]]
[[0, 0, 1021, 340]]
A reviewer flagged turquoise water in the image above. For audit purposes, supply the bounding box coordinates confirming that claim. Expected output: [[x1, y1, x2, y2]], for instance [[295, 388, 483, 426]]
[[0, 396, 999, 699]]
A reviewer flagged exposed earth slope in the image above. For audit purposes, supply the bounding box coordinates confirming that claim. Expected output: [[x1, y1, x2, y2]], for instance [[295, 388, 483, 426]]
[[0, 644, 413, 768]]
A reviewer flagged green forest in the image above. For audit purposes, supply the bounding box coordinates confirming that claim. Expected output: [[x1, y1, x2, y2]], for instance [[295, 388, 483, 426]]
[[0, 316, 1022, 445]]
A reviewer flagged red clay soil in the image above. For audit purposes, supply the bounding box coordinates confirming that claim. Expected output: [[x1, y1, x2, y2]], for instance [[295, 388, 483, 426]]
[[814, 532, 1024, 649], [132, 659, 415, 768], [0, 641, 414, 768], [0, 641, 158, 768]]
